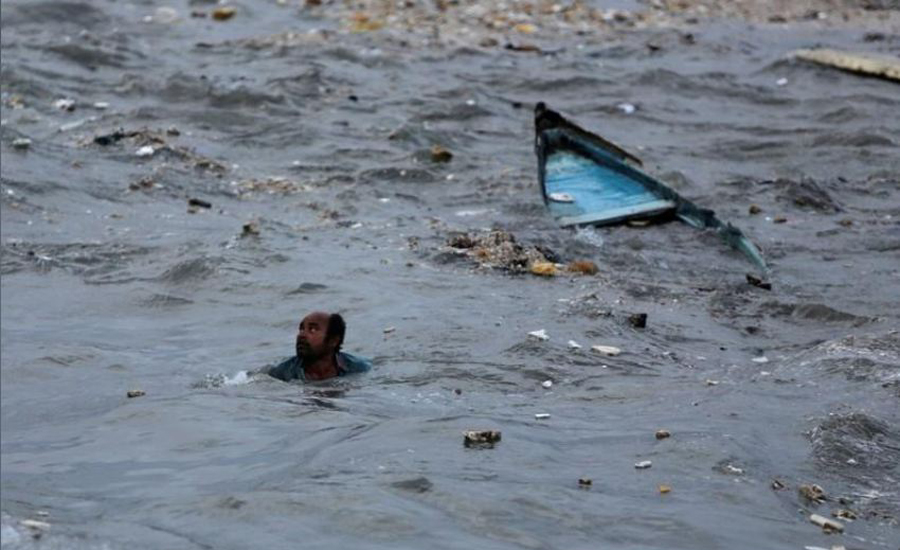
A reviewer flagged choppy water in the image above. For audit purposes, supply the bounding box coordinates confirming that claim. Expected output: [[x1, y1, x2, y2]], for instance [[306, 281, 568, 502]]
[[2, 1, 899, 549]]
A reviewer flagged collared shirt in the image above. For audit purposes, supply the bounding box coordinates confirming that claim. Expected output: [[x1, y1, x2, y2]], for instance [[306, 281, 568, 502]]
[[265, 351, 372, 382]]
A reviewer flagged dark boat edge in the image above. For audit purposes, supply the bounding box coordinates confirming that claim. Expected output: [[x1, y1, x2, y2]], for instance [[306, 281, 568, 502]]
[[534, 102, 769, 273]]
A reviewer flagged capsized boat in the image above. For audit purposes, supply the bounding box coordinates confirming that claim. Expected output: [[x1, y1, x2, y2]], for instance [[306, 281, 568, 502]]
[[534, 102, 767, 272]]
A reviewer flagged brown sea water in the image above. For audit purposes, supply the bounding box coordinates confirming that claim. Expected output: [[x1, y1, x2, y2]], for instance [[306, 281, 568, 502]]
[[2, 1, 899, 549]]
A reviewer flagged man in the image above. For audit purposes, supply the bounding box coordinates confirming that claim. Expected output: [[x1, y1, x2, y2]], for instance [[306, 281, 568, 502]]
[[266, 311, 371, 382]]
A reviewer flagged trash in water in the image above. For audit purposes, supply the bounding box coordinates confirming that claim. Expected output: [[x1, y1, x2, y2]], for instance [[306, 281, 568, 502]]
[[534, 413, 551, 419], [212, 6, 237, 20], [578, 477, 592, 486], [135, 145, 155, 157], [809, 513, 844, 533], [617, 102, 636, 114], [464, 430, 501, 447], [188, 198, 212, 209], [127, 389, 145, 398], [534, 103, 767, 272], [658, 484, 671, 494], [751, 356, 769, 363], [746, 274, 772, 290], [771, 478, 787, 490], [20, 519, 51, 530], [591, 345, 621, 356], [792, 48, 900, 82], [655, 429, 670, 440], [749, 204, 762, 215], [635, 460, 652, 469], [548, 192, 574, 203], [628, 313, 647, 328], [799, 484, 827, 504], [530, 261, 558, 276], [724, 464, 744, 475], [444, 229, 556, 275], [430, 145, 453, 163], [541, 380, 553, 389], [832, 509, 857, 521], [705, 379, 719, 386], [528, 329, 549, 341], [776, 77, 789, 86], [12, 138, 31, 149], [567, 340, 582, 350], [241, 222, 260, 237], [53, 98, 75, 111], [567, 260, 598, 275]]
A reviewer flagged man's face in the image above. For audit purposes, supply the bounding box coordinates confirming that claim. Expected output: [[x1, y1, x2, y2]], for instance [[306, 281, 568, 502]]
[[296, 312, 335, 359]]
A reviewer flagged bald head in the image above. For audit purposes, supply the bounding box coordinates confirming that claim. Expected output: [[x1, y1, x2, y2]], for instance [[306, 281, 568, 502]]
[[295, 311, 345, 359]]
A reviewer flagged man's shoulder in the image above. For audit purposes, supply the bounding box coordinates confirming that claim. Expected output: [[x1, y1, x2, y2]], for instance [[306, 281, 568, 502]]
[[338, 352, 372, 374], [266, 356, 302, 381]]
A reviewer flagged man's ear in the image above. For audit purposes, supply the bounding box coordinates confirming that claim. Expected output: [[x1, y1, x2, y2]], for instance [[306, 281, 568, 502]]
[[326, 335, 340, 349]]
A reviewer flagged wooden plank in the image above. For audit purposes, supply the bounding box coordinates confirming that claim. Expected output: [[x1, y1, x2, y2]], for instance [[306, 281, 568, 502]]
[[793, 48, 900, 82]]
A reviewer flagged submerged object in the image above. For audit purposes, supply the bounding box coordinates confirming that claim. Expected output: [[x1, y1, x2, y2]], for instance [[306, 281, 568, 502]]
[[534, 103, 767, 271]]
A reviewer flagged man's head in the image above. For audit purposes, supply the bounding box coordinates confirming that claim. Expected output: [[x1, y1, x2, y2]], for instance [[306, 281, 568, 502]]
[[295, 311, 345, 360]]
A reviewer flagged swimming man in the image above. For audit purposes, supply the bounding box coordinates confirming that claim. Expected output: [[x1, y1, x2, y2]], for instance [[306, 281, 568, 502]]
[[266, 311, 371, 382]]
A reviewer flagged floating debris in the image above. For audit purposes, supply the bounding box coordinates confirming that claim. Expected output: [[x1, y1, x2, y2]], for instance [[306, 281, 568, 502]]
[[799, 484, 827, 504], [430, 145, 453, 163], [751, 356, 769, 364], [548, 192, 574, 203], [793, 48, 900, 82], [212, 6, 236, 21], [528, 329, 549, 341], [534, 413, 551, 420], [567, 340, 582, 350], [655, 429, 671, 440], [20, 519, 51, 530], [617, 102, 636, 114], [241, 222, 260, 237], [628, 313, 647, 328], [126, 389, 145, 398], [771, 478, 787, 490], [809, 513, 843, 533], [135, 145, 155, 157], [188, 198, 212, 209], [724, 464, 744, 475], [530, 261, 558, 277], [445, 230, 554, 275], [463, 430, 501, 447], [658, 484, 671, 494], [383, 326, 396, 334], [635, 460, 652, 469], [541, 380, 553, 389], [578, 477, 592, 487], [53, 98, 75, 111], [746, 274, 772, 290], [567, 260, 598, 275], [749, 204, 762, 215], [12, 138, 32, 150], [832, 509, 857, 521], [591, 345, 621, 356], [705, 379, 719, 386]]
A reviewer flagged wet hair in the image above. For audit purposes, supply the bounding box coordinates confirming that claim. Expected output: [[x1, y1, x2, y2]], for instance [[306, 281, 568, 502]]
[[326, 313, 346, 351]]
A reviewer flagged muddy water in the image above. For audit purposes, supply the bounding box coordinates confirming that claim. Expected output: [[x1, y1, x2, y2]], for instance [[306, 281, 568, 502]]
[[2, 1, 899, 549]]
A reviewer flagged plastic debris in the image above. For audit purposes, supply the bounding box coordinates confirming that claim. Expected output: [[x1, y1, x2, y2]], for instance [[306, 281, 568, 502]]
[[635, 460, 652, 469], [126, 389, 145, 398], [528, 329, 549, 341], [212, 6, 237, 20], [534, 413, 551, 420], [567, 340, 582, 350], [548, 192, 574, 203], [725, 464, 744, 475], [241, 222, 260, 237], [658, 484, 671, 494], [799, 484, 827, 504], [771, 479, 787, 490], [591, 345, 621, 356], [628, 313, 647, 328], [93, 102, 109, 110], [832, 509, 857, 521], [749, 204, 762, 215], [430, 145, 453, 163], [530, 261, 558, 276], [463, 430, 501, 447], [705, 379, 719, 386], [12, 138, 31, 149], [20, 519, 51, 530], [746, 274, 772, 290], [53, 98, 75, 111], [188, 198, 212, 209], [135, 145, 155, 157], [655, 429, 670, 440], [617, 102, 636, 114], [541, 380, 553, 389], [776, 77, 789, 86], [809, 513, 844, 533], [383, 326, 396, 334], [578, 477, 592, 486], [567, 260, 598, 275], [752, 356, 769, 363]]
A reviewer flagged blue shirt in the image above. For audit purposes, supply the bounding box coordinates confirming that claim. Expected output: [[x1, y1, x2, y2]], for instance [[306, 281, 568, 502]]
[[265, 352, 372, 382]]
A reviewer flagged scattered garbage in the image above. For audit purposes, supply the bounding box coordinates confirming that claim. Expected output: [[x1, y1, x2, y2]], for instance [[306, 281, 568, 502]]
[[655, 429, 670, 440], [705, 379, 719, 386], [548, 192, 574, 203], [445, 230, 556, 275], [53, 98, 75, 111], [793, 48, 900, 82], [541, 380, 553, 389], [567, 260, 598, 275], [463, 430, 501, 447], [534, 413, 551, 420], [12, 138, 31, 149], [126, 389, 145, 398], [749, 204, 762, 215], [809, 513, 844, 533], [591, 345, 621, 356], [135, 145, 155, 157], [751, 356, 769, 364], [383, 326, 396, 334], [658, 484, 671, 494], [567, 340, 582, 350], [635, 460, 652, 469], [578, 477, 592, 487], [628, 313, 647, 329], [771, 478, 787, 490], [188, 198, 212, 209], [776, 77, 789, 86], [93, 102, 109, 110], [724, 464, 744, 475], [832, 509, 857, 521], [241, 222, 260, 237], [20, 519, 51, 530], [430, 145, 453, 163], [530, 261, 558, 277], [212, 6, 237, 20], [746, 274, 772, 290], [528, 329, 549, 341], [799, 484, 827, 504], [617, 102, 636, 114]]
